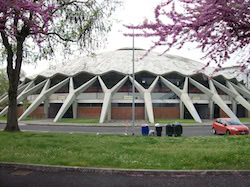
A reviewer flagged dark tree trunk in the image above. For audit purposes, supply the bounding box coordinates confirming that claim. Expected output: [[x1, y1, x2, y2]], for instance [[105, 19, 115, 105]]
[[3, 36, 25, 132], [4, 47, 22, 132], [4, 74, 20, 131], [1, 12, 28, 132]]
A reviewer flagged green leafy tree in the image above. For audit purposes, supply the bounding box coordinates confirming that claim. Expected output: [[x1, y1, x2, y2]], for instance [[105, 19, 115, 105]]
[[0, 0, 121, 131]]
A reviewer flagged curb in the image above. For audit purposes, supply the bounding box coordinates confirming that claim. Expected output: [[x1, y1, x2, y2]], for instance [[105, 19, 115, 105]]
[[0, 162, 250, 176]]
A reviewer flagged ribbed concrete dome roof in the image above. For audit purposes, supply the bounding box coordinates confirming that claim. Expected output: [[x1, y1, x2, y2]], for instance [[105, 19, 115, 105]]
[[28, 49, 241, 80]]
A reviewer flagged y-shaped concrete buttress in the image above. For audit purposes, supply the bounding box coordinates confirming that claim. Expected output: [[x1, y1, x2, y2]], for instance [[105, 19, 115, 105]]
[[129, 76, 159, 123], [212, 80, 250, 111], [53, 76, 97, 122], [229, 83, 250, 100], [189, 78, 238, 120], [0, 80, 47, 116], [18, 78, 69, 121], [99, 76, 128, 123], [161, 77, 202, 123], [238, 83, 250, 93]]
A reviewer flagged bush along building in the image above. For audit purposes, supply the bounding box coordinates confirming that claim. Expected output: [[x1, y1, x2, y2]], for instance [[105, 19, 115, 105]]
[[0, 48, 250, 123]]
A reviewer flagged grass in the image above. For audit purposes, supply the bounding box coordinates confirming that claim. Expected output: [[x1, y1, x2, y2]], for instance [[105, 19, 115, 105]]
[[0, 132, 249, 170], [239, 118, 250, 123], [0, 116, 40, 121], [0, 116, 7, 120], [155, 119, 196, 124], [57, 118, 99, 123]]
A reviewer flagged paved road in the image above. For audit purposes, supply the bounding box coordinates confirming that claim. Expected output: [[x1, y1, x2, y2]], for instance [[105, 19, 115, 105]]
[[1, 167, 249, 187], [1, 123, 249, 136], [0, 124, 214, 136]]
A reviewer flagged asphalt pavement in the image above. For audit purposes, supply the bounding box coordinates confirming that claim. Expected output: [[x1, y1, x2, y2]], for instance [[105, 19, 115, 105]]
[[0, 123, 214, 136], [1, 120, 250, 186], [0, 120, 250, 136], [1, 166, 250, 187]]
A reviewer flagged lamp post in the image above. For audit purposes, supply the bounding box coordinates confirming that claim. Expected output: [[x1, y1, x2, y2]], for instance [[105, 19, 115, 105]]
[[132, 30, 135, 135]]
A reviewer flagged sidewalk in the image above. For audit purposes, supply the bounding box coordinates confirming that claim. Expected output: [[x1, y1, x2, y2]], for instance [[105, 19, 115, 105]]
[[0, 119, 213, 127]]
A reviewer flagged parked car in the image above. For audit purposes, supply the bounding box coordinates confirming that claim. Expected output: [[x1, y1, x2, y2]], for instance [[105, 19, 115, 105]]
[[212, 118, 249, 135]]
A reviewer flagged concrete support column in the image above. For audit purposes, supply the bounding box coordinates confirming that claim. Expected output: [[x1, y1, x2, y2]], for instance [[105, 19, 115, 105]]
[[223, 81, 250, 112], [99, 76, 128, 123], [72, 100, 78, 119], [144, 106, 148, 120], [107, 100, 112, 121], [189, 78, 238, 120], [232, 100, 237, 115], [0, 82, 29, 106], [44, 99, 49, 119], [129, 76, 159, 123], [248, 100, 250, 118], [161, 77, 202, 123], [229, 82, 250, 100], [19, 78, 70, 121], [180, 101, 184, 119], [209, 100, 214, 120], [53, 77, 97, 122], [0, 80, 46, 116]]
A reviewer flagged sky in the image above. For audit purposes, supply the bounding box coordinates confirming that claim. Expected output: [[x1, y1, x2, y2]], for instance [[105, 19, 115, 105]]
[[11, 0, 209, 76]]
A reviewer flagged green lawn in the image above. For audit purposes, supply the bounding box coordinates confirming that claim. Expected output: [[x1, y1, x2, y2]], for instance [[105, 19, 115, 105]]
[[0, 116, 42, 121], [239, 118, 250, 123], [155, 119, 196, 124], [0, 132, 249, 170], [0, 116, 7, 120], [57, 118, 99, 123]]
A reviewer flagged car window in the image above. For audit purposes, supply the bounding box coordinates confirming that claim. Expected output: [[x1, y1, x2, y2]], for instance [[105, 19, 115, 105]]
[[226, 119, 242, 126], [220, 120, 225, 125]]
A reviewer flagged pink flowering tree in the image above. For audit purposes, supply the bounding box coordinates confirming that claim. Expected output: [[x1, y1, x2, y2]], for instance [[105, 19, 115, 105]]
[[0, 0, 120, 131], [125, 0, 250, 71]]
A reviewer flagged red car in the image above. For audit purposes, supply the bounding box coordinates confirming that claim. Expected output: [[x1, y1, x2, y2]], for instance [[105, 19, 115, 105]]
[[212, 118, 249, 135]]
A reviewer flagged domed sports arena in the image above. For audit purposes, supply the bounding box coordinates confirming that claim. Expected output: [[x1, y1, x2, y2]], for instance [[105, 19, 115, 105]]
[[1, 48, 249, 123]]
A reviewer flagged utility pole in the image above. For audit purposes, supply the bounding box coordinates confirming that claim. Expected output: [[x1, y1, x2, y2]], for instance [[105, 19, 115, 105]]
[[132, 30, 135, 135]]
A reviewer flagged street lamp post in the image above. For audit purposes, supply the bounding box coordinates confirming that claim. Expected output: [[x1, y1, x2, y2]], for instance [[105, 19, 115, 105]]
[[132, 31, 135, 135]]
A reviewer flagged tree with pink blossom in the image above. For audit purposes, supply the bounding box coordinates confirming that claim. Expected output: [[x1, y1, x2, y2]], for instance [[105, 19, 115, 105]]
[[0, 0, 120, 131], [125, 0, 250, 71]]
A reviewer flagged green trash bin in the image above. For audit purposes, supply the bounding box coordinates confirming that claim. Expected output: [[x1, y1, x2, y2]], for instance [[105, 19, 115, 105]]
[[166, 124, 174, 136], [173, 122, 183, 137]]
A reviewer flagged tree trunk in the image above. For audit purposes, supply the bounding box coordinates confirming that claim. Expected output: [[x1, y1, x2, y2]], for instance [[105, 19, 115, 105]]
[[1, 13, 28, 132], [4, 75, 20, 131], [4, 39, 24, 132]]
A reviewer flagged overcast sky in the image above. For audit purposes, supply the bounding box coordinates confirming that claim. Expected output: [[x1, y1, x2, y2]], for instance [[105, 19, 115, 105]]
[[19, 0, 207, 76]]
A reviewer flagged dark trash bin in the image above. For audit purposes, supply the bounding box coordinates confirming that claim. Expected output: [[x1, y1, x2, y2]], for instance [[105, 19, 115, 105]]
[[166, 124, 174, 136], [141, 124, 149, 136], [173, 122, 183, 136], [155, 123, 162, 136]]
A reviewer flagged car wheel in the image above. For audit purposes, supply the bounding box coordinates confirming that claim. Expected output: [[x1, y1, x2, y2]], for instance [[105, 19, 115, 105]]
[[212, 128, 217, 135], [226, 130, 230, 135]]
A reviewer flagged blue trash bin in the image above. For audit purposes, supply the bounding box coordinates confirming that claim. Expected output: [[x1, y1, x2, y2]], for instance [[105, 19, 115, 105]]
[[141, 124, 149, 136]]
